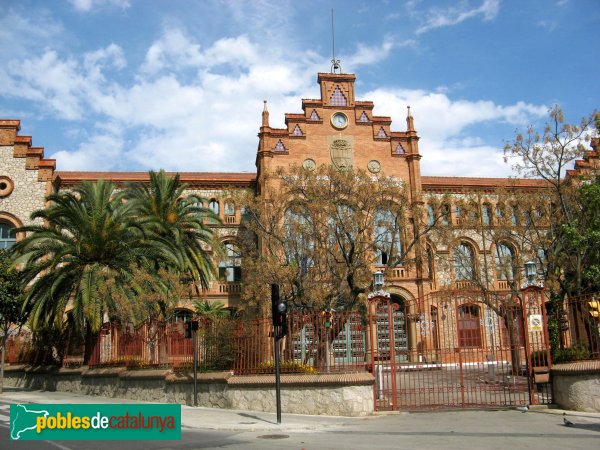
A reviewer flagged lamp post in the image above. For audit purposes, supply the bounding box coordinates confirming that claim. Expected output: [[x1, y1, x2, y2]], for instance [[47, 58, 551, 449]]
[[524, 260, 537, 284], [368, 270, 389, 299], [367, 270, 394, 406], [520, 260, 546, 405]]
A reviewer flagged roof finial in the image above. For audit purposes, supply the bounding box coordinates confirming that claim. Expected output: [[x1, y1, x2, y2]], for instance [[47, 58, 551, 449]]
[[330, 9, 341, 74], [406, 105, 415, 132], [262, 100, 270, 127]]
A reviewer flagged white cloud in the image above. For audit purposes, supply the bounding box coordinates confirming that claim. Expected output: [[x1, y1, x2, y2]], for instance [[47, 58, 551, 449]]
[[68, 0, 131, 12], [141, 28, 204, 75], [344, 37, 416, 69], [0, 10, 64, 61], [364, 87, 547, 176], [0, 15, 546, 177], [84, 43, 126, 72], [417, 0, 500, 34], [52, 132, 125, 171], [15, 51, 86, 120]]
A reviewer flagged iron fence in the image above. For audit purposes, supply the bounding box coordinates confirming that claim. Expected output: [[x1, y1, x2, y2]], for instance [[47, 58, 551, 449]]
[[87, 317, 237, 371], [233, 310, 367, 375], [558, 292, 600, 360]]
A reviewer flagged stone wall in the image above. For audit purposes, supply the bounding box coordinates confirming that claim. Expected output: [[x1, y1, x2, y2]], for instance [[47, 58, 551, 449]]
[[3, 366, 375, 417], [0, 120, 55, 230], [551, 360, 600, 412]]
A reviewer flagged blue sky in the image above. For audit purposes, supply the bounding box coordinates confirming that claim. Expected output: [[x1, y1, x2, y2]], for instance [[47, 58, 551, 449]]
[[0, 0, 598, 177]]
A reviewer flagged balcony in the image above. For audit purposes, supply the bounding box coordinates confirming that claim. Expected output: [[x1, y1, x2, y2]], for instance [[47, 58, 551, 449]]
[[454, 280, 477, 289], [216, 282, 242, 294]]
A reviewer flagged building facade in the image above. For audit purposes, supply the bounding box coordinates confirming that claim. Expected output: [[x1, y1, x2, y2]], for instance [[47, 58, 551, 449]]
[[1, 71, 598, 316]]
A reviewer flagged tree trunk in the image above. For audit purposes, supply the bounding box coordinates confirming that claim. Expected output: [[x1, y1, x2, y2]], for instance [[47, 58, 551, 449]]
[[0, 341, 5, 394], [505, 311, 523, 375], [0, 332, 9, 394], [83, 323, 95, 366]]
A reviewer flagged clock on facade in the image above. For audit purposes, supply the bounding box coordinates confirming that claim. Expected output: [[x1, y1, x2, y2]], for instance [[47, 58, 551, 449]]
[[331, 112, 348, 130], [368, 160, 381, 173]]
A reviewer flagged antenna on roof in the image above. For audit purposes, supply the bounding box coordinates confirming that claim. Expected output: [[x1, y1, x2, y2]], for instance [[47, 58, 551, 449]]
[[331, 9, 341, 74]]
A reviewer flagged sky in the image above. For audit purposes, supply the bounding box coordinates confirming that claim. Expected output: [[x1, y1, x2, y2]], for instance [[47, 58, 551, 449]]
[[0, 0, 598, 177]]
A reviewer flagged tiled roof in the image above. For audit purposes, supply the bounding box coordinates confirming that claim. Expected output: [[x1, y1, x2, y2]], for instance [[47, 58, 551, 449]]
[[422, 176, 548, 189], [55, 171, 257, 187]]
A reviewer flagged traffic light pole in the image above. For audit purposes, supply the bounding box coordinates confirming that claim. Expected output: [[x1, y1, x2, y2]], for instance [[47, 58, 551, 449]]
[[274, 331, 282, 424], [271, 284, 286, 425]]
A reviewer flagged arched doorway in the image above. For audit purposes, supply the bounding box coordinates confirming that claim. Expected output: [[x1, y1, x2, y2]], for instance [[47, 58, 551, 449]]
[[390, 294, 408, 362]]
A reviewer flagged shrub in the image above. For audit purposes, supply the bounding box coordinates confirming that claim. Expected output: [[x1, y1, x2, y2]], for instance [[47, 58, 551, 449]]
[[257, 360, 317, 374], [552, 340, 590, 364]]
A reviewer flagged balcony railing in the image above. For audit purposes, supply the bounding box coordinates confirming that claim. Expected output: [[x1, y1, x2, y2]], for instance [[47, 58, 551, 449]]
[[217, 282, 242, 294], [387, 267, 409, 280]]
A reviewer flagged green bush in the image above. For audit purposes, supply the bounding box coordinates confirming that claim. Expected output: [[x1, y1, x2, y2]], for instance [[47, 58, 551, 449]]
[[552, 340, 591, 364], [257, 360, 317, 374]]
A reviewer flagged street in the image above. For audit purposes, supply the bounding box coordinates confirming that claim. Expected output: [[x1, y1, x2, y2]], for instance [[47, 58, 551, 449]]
[[1, 391, 599, 449]]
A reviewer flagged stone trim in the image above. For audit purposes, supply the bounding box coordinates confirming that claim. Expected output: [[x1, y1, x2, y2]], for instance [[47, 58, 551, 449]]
[[166, 371, 231, 384], [3, 364, 27, 372], [228, 372, 375, 388], [551, 360, 600, 375], [0, 120, 56, 181], [82, 367, 127, 378], [119, 369, 170, 380]]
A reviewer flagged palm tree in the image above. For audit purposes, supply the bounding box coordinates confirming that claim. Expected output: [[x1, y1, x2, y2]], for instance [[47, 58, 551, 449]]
[[194, 300, 230, 318], [12, 180, 163, 361], [126, 170, 220, 291]]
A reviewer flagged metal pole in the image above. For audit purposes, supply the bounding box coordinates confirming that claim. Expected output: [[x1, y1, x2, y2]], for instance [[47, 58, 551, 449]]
[[520, 290, 535, 405], [274, 332, 282, 424], [193, 326, 198, 407], [326, 328, 330, 373]]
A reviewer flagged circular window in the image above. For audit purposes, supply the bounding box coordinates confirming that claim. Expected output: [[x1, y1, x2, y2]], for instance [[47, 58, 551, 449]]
[[0, 177, 14, 198]]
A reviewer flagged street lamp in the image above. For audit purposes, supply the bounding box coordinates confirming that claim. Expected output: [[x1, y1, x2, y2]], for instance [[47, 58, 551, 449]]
[[524, 261, 537, 283], [368, 270, 389, 299], [374, 270, 384, 291]]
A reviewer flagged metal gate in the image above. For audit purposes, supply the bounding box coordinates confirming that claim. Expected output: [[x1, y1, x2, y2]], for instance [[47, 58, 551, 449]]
[[368, 289, 552, 411]]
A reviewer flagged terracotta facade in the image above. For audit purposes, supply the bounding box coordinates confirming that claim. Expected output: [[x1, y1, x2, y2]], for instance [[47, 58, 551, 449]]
[[1, 72, 598, 311]]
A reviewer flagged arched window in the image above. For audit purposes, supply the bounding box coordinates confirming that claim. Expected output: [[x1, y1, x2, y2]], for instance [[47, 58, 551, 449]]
[[454, 205, 462, 225], [482, 204, 492, 226], [219, 242, 242, 282], [457, 304, 482, 348], [495, 243, 516, 280], [373, 209, 402, 266], [496, 204, 505, 221], [284, 208, 314, 271], [173, 308, 192, 323], [425, 246, 434, 279], [510, 205, 519, 226], [426, 204, 435, 226], [0, 222, 16, 249], [208, 199, 220, 215], [441, 204, 450, 226], [454, 242, 475, 281], [224, 202, 235, 216]]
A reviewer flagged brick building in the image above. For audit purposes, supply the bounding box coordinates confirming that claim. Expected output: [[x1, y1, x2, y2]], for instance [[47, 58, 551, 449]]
[[1, 69, 597, 318]]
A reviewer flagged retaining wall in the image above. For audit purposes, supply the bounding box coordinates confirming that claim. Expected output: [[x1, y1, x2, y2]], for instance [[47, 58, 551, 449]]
[[551, 360, 600, 412], [2, 365, 374, 417]]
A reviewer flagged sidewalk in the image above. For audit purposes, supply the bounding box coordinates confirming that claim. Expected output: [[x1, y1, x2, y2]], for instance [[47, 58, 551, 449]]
[[2, 387, 600, 449], [0, 387, 366, 432]]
